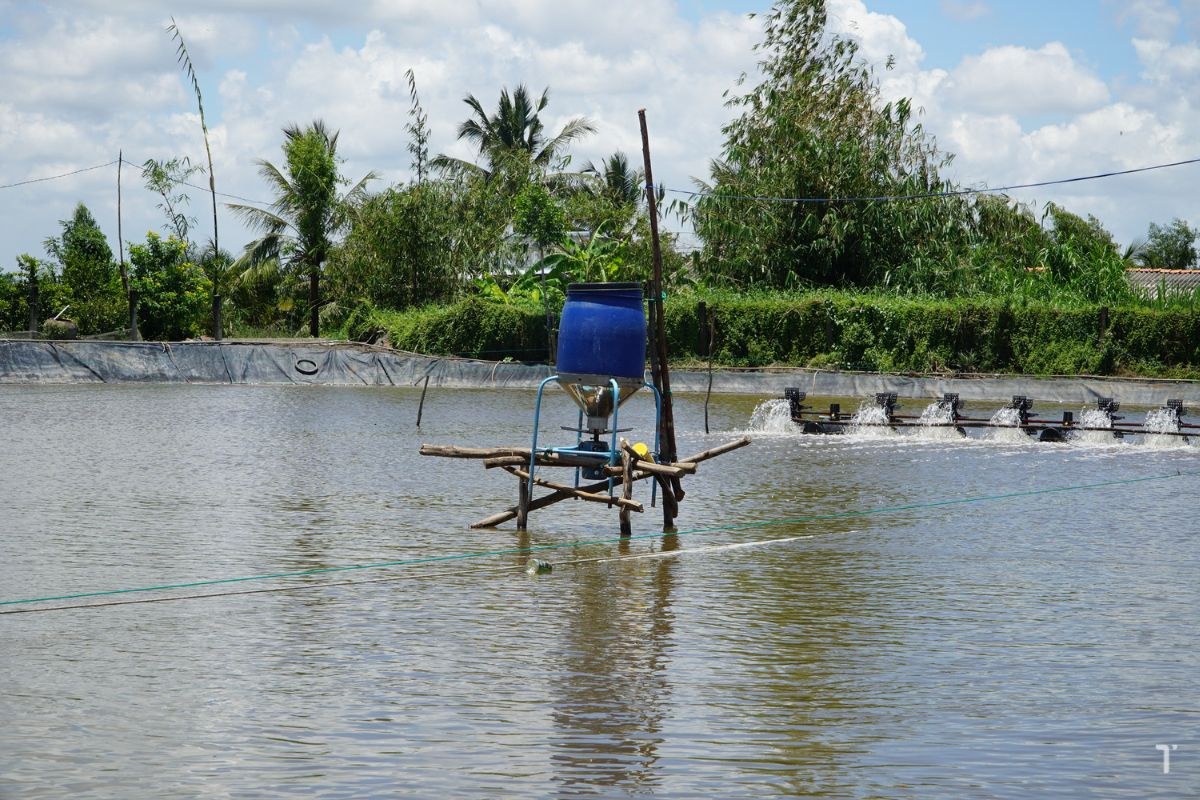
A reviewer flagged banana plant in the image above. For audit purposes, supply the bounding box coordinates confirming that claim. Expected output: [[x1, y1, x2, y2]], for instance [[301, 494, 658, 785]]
[[473, 258, 570, 306], [539, 222, 629, 283]]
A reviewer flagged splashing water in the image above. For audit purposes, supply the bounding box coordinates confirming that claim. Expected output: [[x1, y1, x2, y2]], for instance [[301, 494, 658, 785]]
[[1143, 408, 1180, 435], [985, 406, 1028, 443], [747, 399, 799, 434], [914, 401, 962, 441], [1074, 408, 1117, 446], [847, 402, 895, 437], [1139, 408, 1191, 449]]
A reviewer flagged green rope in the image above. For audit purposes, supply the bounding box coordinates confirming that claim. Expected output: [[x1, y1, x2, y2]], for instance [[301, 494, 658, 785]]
[[1, 469, 1194, 609]]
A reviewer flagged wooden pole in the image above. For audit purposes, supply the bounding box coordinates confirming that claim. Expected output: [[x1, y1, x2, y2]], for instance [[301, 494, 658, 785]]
[[117, 151, 128, 296], [516, 475, 529, 530], [117, 151, 135, 339], [619, 439, 633, 537], [677, 436, 751, 464], [639, 108, 679, 528], [704, 310, 715, 435], [416, 374, 431, 428]]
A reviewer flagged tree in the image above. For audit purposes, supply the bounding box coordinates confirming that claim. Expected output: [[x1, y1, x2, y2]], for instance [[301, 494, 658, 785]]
[[568, 152, 645, 236], [583, 152, 642, 208], [513, 183, 567, 257], [43, 203, 125, 333], [128, 232, 211, 341], [229, 120, 376, 337], [405, 69, 431, 185], [431, 85, 595, 182], [167, 20, 220, 281], [1140, 218, 1199, 269], [330, 183, 466, 310], [692, 0, 967, 290], [141, 157, 204, 242]]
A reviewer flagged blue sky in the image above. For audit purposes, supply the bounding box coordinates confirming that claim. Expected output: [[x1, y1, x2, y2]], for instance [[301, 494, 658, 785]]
[[1, 0, 1198, 268]]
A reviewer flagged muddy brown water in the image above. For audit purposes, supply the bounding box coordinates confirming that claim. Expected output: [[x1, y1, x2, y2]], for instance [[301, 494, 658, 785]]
[[1, 385, 1197, 798]]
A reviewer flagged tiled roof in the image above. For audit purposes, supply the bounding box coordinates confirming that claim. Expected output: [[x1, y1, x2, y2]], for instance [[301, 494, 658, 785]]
[[1126, 268, 1200, 295]]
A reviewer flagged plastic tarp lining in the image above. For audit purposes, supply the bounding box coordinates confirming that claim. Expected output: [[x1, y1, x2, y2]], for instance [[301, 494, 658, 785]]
[[3, 339, 1199, 406]]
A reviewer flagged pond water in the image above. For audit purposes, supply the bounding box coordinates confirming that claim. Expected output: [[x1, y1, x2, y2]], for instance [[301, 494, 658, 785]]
[[1, 384, 1197, 798]]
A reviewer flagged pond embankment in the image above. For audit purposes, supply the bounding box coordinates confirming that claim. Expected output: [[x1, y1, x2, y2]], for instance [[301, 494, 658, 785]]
[[4, 338, 1199, 407]]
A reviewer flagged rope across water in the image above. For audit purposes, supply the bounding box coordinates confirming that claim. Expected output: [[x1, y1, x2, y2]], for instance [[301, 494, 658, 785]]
[[2, 469, 1194, 614]]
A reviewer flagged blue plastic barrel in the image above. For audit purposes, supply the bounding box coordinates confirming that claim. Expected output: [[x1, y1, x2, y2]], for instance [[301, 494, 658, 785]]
[[556, 282, 646, 379]]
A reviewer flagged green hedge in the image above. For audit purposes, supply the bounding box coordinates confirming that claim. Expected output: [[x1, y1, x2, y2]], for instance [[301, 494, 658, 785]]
[[348, 298, 551, 361], [348, 292, 1200, 378]]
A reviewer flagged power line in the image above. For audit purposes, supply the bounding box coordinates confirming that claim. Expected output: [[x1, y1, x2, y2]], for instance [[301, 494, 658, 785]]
[[0, 160, 118, 191], [658, 155, 1200, 205], [118, 157, 274, 206]]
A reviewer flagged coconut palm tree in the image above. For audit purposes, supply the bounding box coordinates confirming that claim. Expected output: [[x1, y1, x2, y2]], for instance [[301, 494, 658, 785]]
[[432, 85, 595, 180], [583, 151, 643, 207], [229, 120, 375, 337]]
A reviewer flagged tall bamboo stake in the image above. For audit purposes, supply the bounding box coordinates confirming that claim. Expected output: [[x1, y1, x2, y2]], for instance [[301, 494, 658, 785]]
[[639, 108, 679, 528]]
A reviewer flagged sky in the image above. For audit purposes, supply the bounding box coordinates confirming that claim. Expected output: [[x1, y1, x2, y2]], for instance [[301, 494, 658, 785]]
[[2, 0, 1199, 269]]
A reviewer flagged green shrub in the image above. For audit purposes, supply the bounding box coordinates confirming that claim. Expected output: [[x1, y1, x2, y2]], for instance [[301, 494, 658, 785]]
[[343, 289, 1200, 379]]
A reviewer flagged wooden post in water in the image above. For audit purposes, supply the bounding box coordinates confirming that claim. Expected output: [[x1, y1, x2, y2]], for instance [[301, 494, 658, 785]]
[[639, 108, 679, 529], [516, 476, 530, 530], [619, 439, 634, 537]]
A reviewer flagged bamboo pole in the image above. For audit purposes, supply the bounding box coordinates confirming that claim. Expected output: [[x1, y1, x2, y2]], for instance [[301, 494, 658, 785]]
[[639, 108, 680, 526]]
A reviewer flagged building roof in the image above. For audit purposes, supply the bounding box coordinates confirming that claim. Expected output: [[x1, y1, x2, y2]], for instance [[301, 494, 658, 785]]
[[1126, 268, 1200, 295]]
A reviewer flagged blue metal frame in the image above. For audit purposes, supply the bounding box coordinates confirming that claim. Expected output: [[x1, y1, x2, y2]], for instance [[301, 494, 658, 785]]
[[527, 376, 662, 508]]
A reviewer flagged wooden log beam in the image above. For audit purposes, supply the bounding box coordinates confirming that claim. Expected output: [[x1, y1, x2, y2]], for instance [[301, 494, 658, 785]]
[[677, 436, 751, 465], [482, 453, 602, 469], [470, 469, 660, 529], [483, 455, 530, 468], [603, 460, 693, 479], [501, 466, 644, 513], [655, 473, 678, 526], [420, 444, 531, 459]]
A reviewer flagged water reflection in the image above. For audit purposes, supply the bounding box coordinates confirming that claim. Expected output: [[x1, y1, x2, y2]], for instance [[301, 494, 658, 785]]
[[549, 534, 679, 795]]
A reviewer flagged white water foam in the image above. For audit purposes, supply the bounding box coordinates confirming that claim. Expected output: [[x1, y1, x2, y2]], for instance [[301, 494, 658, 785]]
[[747, 398, 800, 434], [1073, 408, 1118, 447], [913, 402, 963, 442], [984, 406, 1029, 444], [1139, 408, 1191, 449], [847, 402, 897, 438]]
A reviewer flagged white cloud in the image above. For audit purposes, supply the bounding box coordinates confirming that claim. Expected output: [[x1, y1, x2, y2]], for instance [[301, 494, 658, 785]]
[[1118, 0, 1182, 40], [941, 43, 1110, 115], [3, 1, 1197, 264], [0, 3, 763, 262], [819, 2, 1200, 245], [829, 0, 928, 73], [1133, 37, 1200, 84], [940, 0, 990, 21]]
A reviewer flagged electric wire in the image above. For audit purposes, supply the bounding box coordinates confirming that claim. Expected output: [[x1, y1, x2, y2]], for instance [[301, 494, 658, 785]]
[[0, 160, 119, 190], [656, 155, 1200, 205], [2, 469, 1193, 615]]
